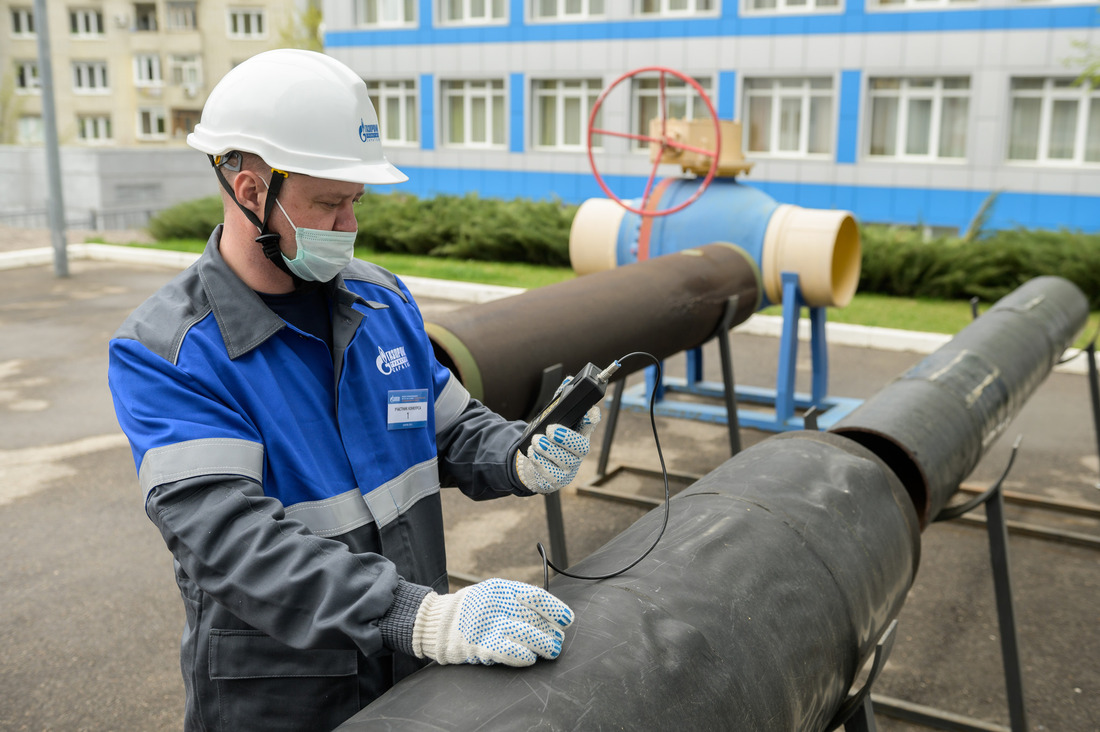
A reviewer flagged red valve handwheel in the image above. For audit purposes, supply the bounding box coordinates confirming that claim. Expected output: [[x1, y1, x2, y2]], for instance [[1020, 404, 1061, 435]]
[[586, 66, 721, 218]]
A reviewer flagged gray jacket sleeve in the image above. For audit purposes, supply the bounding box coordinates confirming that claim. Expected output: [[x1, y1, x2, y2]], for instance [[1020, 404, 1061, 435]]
[[146, 473, 429, 654], [435, 397, 533, 500]]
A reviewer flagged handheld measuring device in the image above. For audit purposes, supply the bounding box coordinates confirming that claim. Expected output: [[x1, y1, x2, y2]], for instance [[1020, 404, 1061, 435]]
[[516, 361, 619, 453]]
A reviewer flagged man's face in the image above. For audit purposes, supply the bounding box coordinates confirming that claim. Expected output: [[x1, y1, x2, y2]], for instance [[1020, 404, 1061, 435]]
[[267, 173, 365, 258]]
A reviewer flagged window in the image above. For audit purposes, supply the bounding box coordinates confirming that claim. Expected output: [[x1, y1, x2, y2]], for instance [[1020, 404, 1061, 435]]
[[170, 55, 202, 88], [172, 109, 202, 138], [14, 60, 39, 93], [166, 2, 197, 30], [73, 61, 109, 93], [533, 79, 603, 150], [443, 79, 506, 147], [634, 0, 715, 15], [138, 108, 167, 139], [872, 0, 975, 7], [532, 0, 605, 19], [633, 74, 712, 150], [70, 9, 104, 36], [78, 115, 112, 142], [440, 0, 506, 24], [355, 0, 416, 25], [134, 3, 157, 30], [366, 80, 419, 145], [868, 77, 969, 160], [134, 54, 162, 86], [11, 7, 35, 36], [744, 0, 838, 13], [227, 8, 265, 38], [17, 115, 43, 144], [745, 77, 833, 156], [1008, 78, 1100, 164]]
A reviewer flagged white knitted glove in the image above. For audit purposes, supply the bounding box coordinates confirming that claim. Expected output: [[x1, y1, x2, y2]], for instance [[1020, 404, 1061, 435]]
[[411, 578, 574, 666], [515, 405, 600, 495]]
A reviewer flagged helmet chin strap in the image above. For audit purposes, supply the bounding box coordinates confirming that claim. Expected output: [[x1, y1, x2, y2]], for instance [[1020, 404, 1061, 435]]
[[210, 153, 307, 289]]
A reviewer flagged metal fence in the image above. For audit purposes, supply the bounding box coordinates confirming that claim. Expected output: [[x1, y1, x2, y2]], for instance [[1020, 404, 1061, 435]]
[[0, 206, 160, 231]]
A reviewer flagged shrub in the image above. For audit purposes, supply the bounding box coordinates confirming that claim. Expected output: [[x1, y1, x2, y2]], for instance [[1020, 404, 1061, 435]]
[[147, 195, 225, 241], [354, 191, 575, 266], [858, 224, 1100, 309]]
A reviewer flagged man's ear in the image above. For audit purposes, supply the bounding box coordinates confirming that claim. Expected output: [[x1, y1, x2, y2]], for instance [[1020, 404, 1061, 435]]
[[232, 169, 266, 219]]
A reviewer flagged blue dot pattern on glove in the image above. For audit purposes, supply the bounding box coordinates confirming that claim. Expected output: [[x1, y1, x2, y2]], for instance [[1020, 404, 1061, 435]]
[[456, 578, 574, 666]]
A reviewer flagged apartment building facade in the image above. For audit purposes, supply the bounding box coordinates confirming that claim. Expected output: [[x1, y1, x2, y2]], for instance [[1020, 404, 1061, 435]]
[[0, 1, 305, 222], [323, 0, 1100, 232], [2, 0, 305, 145]]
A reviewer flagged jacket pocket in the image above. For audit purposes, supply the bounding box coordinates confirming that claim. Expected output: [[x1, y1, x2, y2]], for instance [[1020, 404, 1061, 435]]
[[208, 630, 359, 732]]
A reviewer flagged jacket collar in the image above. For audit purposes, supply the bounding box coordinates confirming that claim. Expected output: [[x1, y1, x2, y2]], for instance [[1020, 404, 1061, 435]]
[[198, 225, 368, 360]]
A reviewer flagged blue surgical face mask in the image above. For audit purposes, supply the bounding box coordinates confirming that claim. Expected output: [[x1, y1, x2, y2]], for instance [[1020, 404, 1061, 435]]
[[260, 176, 358, 282]]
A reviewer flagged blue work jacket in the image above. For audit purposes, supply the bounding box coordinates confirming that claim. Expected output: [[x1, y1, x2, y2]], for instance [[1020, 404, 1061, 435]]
[[108, 227, 530, 731]]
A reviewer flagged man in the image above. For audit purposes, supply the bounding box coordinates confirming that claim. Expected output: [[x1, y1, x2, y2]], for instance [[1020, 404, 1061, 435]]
[[108, 49, 598, 731]]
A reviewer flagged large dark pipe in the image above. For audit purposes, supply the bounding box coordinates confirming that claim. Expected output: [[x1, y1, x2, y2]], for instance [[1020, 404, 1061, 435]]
[[426, 242, 761, 420], [337, 432, 920, 731], [831, 276, 1088, 527]]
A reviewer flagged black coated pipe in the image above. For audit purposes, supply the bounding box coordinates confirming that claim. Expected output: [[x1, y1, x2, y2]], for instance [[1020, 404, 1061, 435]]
[[337, 432, 920, 732], [426, 242, 761, 420], [831, 276, 1088, 527]]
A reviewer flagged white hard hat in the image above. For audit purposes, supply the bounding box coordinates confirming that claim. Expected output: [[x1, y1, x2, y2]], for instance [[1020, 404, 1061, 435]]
[[188, 49, 407, 185]]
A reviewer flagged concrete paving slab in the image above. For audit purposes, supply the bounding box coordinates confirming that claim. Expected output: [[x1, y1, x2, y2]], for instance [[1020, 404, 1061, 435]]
[[0, 253, 1097, 732]]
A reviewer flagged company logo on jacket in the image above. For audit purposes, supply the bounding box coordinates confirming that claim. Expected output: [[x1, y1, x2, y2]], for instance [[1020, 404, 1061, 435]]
[[377, 345, 409, 375]]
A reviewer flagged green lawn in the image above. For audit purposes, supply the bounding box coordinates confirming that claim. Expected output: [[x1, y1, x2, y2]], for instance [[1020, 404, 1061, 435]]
[[118, 239, 1099, 349]]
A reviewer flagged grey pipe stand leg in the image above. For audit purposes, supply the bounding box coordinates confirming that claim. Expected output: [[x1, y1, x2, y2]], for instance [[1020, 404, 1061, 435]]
[[530, 364, 569, 569], [873, 438, 1028, 732]]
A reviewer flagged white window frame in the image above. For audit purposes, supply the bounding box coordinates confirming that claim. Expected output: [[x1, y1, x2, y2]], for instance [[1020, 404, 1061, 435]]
[[633, 0, 717, 16], [1007, 77, 1100, 165], [14, 60, 39, 93], [442, 79, 507, 148], [77, 115, 112, 143], [530, 0, 605, 21], [227, 7, 266, 38], [439, 0, 508, 25], [11, 7, 35, 37], [137, 108, 167, 140], [134, 54, 163, 87], [366, 80, 419, 145], [867, 76, 970, 161], [744, 77, 834, 157], [355, 0, 417, 26], [17, 115, 43, 144], [742, 0, 840, 14], [166, 2, 198, 30], [532, 78, 603, 151], [631, 74, 713, 151], [170, 54, 202, 87], [869, 0, 976, 10], [72, 60, 109, 94], [70, 8, 104, 37]]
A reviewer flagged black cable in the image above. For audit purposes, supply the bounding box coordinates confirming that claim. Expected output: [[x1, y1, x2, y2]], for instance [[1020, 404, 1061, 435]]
[[537, 351, 671, 591]]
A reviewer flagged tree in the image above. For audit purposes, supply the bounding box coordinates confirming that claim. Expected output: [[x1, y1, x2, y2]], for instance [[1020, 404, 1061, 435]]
[[277, 1, 323, 52]]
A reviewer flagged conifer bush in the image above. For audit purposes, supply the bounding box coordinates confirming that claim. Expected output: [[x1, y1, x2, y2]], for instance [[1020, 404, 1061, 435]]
[[147, 191, 1098, 309]]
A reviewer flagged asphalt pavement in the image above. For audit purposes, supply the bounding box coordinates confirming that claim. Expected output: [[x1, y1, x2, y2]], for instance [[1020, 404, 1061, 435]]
[[0, 236, 1097, 732]]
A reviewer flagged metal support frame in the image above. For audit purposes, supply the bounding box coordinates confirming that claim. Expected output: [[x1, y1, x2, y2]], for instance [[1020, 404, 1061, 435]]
[[1087, 342, 1100, 490], [617, 273, 860, 433], [873, 438, 1028, 732], [826, 620, 898, 732]]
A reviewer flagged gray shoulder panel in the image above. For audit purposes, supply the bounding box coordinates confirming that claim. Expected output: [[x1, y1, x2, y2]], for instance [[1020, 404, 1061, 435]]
[[113, 262, 211, 365], [341, 259, 408, 302]]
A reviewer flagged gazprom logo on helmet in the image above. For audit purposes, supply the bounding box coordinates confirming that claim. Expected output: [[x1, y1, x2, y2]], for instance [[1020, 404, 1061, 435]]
[[377, 345, 409, 375], [359, 119, 380, 142]]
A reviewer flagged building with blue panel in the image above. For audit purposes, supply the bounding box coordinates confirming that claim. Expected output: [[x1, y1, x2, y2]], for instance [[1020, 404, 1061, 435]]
[[323, 0, 1100, 233]]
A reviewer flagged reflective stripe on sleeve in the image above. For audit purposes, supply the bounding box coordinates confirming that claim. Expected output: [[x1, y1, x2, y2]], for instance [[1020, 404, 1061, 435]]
[[434, 374, 470, 435], [139, 438, 264, 501], [284, 458, 441, 537]]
